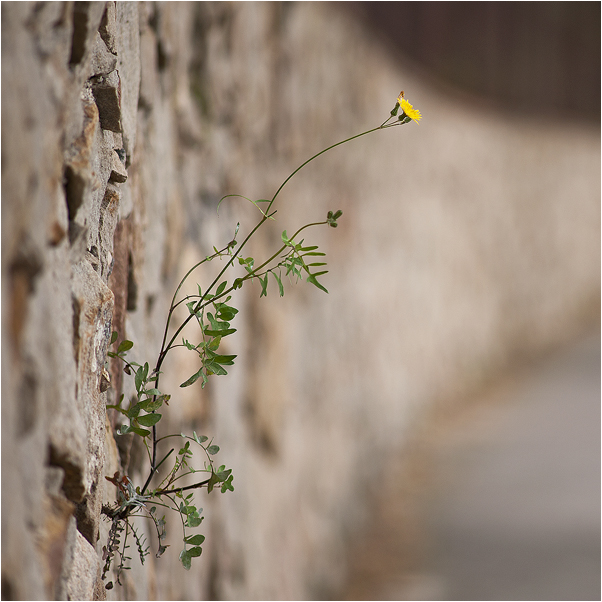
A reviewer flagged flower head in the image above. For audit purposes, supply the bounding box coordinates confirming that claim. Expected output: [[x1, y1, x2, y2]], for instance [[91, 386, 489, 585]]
[[397, 93, 422, 124]]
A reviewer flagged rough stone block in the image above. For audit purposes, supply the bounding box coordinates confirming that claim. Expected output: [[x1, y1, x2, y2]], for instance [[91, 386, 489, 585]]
[[69, 2, 108, 70], [91, 70, 122, 133], [109, 151, 128, 183], [91, 31, 118, 77], [37, 493, 76, 598], [99, 2, 118, 56], [113, 2, 141, 160], [66, 530, 100, 601]]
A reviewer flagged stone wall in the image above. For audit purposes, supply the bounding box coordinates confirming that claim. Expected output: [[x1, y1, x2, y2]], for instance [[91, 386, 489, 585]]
[[2, 2, 599, 600]]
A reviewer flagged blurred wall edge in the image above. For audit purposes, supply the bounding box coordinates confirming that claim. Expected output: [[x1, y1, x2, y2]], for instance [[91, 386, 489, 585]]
[[2, 2, 599, 600]]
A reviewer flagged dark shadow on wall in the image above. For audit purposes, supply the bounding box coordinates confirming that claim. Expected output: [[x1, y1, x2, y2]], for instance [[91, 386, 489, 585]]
[[346, 1, 601, 123]]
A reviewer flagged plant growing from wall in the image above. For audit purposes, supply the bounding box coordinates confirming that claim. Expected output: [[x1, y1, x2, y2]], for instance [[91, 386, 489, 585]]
[[101, 92, 421, 588]]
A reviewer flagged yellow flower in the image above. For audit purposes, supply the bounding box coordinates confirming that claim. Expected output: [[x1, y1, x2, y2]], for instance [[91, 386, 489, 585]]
[[398, 94, 422, 124]]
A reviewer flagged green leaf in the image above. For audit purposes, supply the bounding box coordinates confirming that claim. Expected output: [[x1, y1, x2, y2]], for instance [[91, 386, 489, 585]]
[[206, 472, 219, 494], [217, 308, 236, 321], [111, 331, 118, 345], [239, 256, 254, 271], [144, 388, 162, 396], [205, 362, 228, 376], [216, 305, 238, 321], [193, 432, 209, 444], [180, 549, 192, 570], [188, 546, 203, 557], [204, 328, 236, 337], [187, 515, 203, 528], [207, 311, 220, 328], [215, 281, 227, 296], [127, 402, 142, 419], [302, 251, 326, 257], [184, 534, 206, 546], [212, 354, 237, 365], [180, 368, 204, 388], [134, 363, 149, 393], [271, 272, 284, 297], [117, 340, 134, 354], [207, 336, 221, 351], [129, 426, 151, 437], [207, 445, 220, 455], [221, 475, 234, 493], [139, 396, 165, 412], [259, 274, 269, 297], [137, 413, 162, 427], [306, 274, 328, 293], [216, 468, 232, 482], [327, 209, 343, 227]]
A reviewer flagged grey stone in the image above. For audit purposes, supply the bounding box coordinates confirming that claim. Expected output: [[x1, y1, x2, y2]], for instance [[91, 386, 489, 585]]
[[99, 2, 118, 55], [113, 2, 140, 161], [69, 2, 108, 71], [108, 150, 128, 183], [90, 32, 118, 77]]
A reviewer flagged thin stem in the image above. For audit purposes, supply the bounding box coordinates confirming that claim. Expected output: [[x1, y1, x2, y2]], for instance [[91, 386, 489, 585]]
[[155, 477, 212, 496], [267, 124, 397, 213]]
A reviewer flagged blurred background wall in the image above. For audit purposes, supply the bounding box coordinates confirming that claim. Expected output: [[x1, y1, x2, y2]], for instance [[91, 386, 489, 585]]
[[2, 2, 599, 600]]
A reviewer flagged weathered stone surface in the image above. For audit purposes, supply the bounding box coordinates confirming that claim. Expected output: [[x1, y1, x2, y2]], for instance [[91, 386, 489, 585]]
[[66, 531, 99, 601], [37, 493, 76, 597], [113, 1, 140, 163], [99, 2, 118, 56], [69, 2, 107, 70], [91, 70, 122, 133], [108, 151, 127, 183], [90, 31, 118, 77]]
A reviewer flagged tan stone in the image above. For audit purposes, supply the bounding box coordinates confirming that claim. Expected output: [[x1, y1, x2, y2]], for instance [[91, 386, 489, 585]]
[[66, 531, 99, 601], [36, 494, 76, 598]]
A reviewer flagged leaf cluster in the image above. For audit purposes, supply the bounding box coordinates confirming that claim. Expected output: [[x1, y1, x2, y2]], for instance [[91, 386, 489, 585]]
[[180, 284, 239, 388], [106, 351, 170, 438]]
